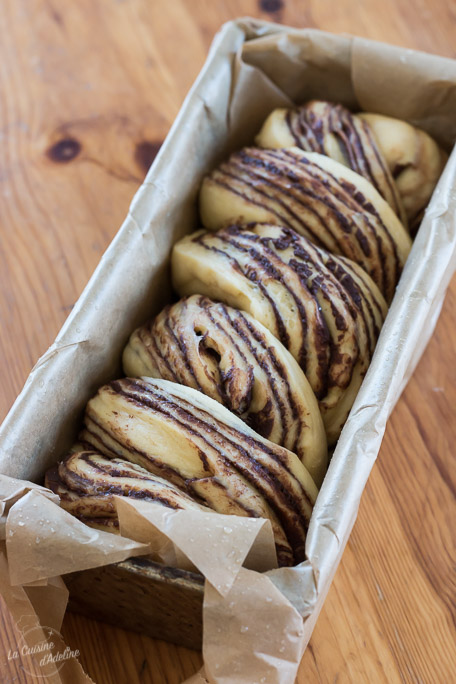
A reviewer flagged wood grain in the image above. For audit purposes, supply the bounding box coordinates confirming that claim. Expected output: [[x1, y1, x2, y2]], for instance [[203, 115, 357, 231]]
[[0, 1, 455, 682]]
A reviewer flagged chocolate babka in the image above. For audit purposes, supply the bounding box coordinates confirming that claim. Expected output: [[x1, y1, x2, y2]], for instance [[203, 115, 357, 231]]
[[45, 102, 445, 568]]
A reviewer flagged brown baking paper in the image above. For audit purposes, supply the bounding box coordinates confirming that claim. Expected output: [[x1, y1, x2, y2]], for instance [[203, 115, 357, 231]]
[[1, 17, 456, 684], [0, 477, 285, 682], [0, 482, 96, 682], [0, 548, 94, 683], [114, 497, 278, 590], [6, 488, 151, 586]]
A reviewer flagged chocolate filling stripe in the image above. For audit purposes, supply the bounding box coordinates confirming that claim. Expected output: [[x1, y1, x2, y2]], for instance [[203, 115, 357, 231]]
[[214, 168, 329, 249], [330, 256, 385, 352], [274, 148, 399, 295], [230, 147, 391, 294], [224, 228, 360, 395], [182, 297, 252, 403], [64, 452, 182, 489], [152, 298, 260, 422], [231, 308, 300, 421], [115, 377, 311, 499], [341, 257, 385, 323], [294, 110, 322, 151], [229, 149, 361, 239], [289, 236, 372, 349], [61, 464, 190, 509], [134, 382, 313, 520], [81, 418, 191, 493], [192, 234, 293, 356], [204, 304, 287, 442], [139, 316, 181, 383], [265, 146, 392, 248], [325, 106, 379, 193], [76, 516, 119, 528], [244, 146, 372, 223], [213, 305, 293, 445], [113, 379, 314, 521], [48, 467, 100, 502], [289, 105, 402, 220], [361, 119, 403, 217], [286, 109, 310, 149], [105, 383, 308, 563], [214, 232, 313, 362], [322, 257, 375, 354], [164, 313, 204, 392], [232, 152, 358, 240], [204, 303, 253, 376], [84, 390, 306, 556], [255, 225, 375, 369], [225, 310, 291, 406]]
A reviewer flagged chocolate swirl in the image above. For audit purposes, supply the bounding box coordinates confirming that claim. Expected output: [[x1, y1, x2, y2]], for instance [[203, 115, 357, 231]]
[[79, 377, 319, 566], [123, 295, 327, 485], [45, 463, 117, 519], [199, 146, 412, 302], [256, 101, 407, 226], [45, 451, 208, 531], [172, 224, 388, 444]]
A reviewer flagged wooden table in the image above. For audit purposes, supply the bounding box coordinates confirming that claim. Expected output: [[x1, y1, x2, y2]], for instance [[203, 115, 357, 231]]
[[1, 1, 455, 682]]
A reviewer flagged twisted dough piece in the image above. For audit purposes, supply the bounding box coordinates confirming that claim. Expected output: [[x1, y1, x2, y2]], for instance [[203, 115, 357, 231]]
[[172, 224, 388, 444], [79, 377, 319, 566], [358, 113, 447, 233], [45, 463, 117, 524], [45, 451, 209, 532], [199, 147, 411, 302], [123, 295, 327, 485], [256, 100, 407, 226]]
